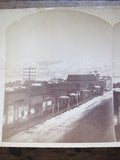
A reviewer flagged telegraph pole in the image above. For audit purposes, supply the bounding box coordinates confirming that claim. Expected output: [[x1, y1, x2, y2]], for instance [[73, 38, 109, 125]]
[[22, 66, 36, 116], [23, 66, 36, 82]]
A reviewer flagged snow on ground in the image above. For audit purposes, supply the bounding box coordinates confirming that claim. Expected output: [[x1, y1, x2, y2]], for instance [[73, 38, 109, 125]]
[[6, 91, 113, 143]]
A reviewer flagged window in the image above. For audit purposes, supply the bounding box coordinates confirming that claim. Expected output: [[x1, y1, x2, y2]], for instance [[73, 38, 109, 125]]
[[46, 100, 52, 106]]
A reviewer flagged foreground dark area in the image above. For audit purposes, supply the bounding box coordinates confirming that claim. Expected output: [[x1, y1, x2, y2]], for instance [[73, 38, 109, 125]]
[[0, 147, 120, 160], [59, 97, 115, 143]]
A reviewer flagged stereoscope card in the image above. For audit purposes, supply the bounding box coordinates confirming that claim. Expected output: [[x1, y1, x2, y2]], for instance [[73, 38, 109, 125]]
[[0, 2, 120, 147]]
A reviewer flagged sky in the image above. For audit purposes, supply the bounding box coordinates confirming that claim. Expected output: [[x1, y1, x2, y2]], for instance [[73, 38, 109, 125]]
[[5, 9, 112, 82], [113, 22, 120, 83]]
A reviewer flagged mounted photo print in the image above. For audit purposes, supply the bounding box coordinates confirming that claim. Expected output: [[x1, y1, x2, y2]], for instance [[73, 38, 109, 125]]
[[0, 2, 120, 147]]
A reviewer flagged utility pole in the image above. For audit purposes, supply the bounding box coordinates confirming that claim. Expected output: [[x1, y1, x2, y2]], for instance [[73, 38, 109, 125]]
[[23, 66, 36, 82], [22, 66, 36, 116]]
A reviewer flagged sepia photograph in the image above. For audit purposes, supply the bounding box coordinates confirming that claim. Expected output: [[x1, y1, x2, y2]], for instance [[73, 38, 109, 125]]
[[113, 19, 120, 142], [0, 6, 120, 147]]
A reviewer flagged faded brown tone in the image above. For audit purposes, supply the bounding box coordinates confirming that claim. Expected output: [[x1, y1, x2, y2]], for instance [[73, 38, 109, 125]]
[[0, 1, 120, 160]]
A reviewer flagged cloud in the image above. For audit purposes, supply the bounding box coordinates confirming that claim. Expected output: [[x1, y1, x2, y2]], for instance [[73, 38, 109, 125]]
[[35, 60, 63, 80], [36, 60, 62, 67]]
